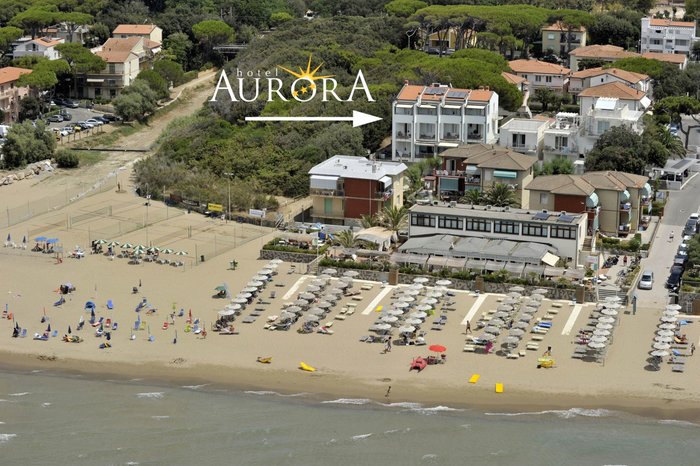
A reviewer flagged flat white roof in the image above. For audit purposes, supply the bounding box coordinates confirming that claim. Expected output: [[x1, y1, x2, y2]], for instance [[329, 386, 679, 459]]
[[500, 118, 550, 132], [309, 155, 407, 180]]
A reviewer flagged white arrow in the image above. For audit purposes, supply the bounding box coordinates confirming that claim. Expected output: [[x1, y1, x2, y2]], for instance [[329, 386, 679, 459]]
[[245, 110, 382, 128]]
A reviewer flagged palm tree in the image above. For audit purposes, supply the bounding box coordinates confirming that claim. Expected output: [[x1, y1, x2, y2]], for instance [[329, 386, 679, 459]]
[[485, 183, 516, 207], [380, 205, 408, 233], [335, 229, 358, 248], [658, 127, 685, 158], [360, 214, 379, 228], [460, 189, 483, 205]]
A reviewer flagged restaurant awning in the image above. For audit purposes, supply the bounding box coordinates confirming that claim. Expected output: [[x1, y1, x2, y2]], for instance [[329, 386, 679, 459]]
[[86, 78, 104, 83], [391, 252, 428, 266], [310, 175, 339, 190], [378, 175, 392, 187], [484, 260, 505, 271], [396, 104, 413, 108]]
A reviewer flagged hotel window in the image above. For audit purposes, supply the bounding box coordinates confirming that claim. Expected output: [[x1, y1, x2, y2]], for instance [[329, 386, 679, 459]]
[[494, 220, 519, 235], [545, 76, 552, 83], [535, 75, 542, 82], [108, 64, 116, 74], [539, 193, 549, 204], [465, 218, 491, 232], [438, 215, 463, 230], [597, 121, 610, 134], [522, 223, 548, 237], [411, 214, 435, 227], [550, 225, 576, 239], [547, 33, 555, 40]]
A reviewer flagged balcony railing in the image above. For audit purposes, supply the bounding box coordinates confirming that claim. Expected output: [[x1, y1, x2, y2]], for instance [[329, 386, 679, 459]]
[[442, 133, 460, 140], [466, 134, 483, 141], [395, 131, 412, 140], [417, 134, 437, 141], [509, 144, 537, 152], [310, 188, 344, 197]]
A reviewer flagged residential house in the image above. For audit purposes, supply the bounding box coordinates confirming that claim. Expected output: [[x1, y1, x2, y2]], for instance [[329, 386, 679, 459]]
[[423, 26, 477, 54], [541, 21, 587, 57], [576, 82, 650, 153], [501, 72, 528, 94], [308, 155, 407, 225], [497, 117, 551, 160], [0, 67, 32, 123], [407, 203, 587, 266], [11, 37, 64, 60], [568, 67, 651, 99], [525, 171, 651, 236], [113, 24, 163, 45], [568, 45, 639, 72], [507, 59, 570, 94], [81, 38, 141, 99], [429, 144, 536, 207], [41, 23, 90, 44], [641, 51, 689, 69], [640, 17, 696, 56], [542, 112, 582, 163], [391, 82, 499, 162]]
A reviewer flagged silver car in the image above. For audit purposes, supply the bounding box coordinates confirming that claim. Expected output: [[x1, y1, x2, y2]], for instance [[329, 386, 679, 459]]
[[638, 270, 653, 290]]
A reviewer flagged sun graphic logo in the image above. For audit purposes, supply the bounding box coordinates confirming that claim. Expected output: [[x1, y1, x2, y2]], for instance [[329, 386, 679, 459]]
[[210, 54, 375, 103]]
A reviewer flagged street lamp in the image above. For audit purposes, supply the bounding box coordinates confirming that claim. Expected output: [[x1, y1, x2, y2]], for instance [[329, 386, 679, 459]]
[[224, 172, 234, 223]]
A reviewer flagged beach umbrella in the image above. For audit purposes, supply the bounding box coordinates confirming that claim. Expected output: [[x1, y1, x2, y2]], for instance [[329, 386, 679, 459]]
[[5, 233, 10, 242], [299, 292, 315, 301], [381, 316, 398, 323], [321, 268, 337, 275], [398, 295, 415, 303], [513, 321, 528, 329], [318, 274, 332, 280], [427, 291, 443, 298], [653, 342, 671, 350], [266, 263, 279, 270], [236, 293, 253, 300], [293, 299, 309, 307], [258, 268, 274, 275], [404, 318, 422, 325], [404, 288, 421, 296], [35, 236, 47, 242], [240, 287, 257, 294], [509, 328, 525, 337], [226, 304, 242, 311], [429, 344, 447, 353], [231, 297, 247, 304], [504, 336, 520, 344], [654, 336, 673, 343], [523, 305, 539, 313], [483, 325, 500, 335], [247, 281, 264, 288], [304, 315, 319, 322], [305, 285, 321, 293], [530, 294, 545, 301], [398, 325, 415, 334], [285, 306, 303, 315], [67, 325, 71, 334], [161, 248, 174, 254], [218, 309, 235, 317], [46, 238, 59, 244], [491, 311, 508, 319], [214, 285, 227, 292], [175, 251, 188, 256], [662, 310, 679, 317], [279, 311, 296, 321], [435, 280, 452, 287], [661, 316, 677, 323], [497, 304, 513, 312], [307, 307, 325, 316], [666, 304, 682, 311], [658, 323, 676, 330], [593, 329, 610, 336], [603, 303, 622, 310], [335, 282, 349, 289], [532, 288, 548, 295], [651, 350, 669, 357], [316, 301, 332, 309], [601, 308, 618, 316], [409, 283, 424, 290], [372, 323, 391, 332], [604, 296, 621, 303], [328, 288, 345, 295], [253, 275, 269, 282], [519, 314, 533, 322], [120, 243, 133, 249], [598, 316, 615, 323], [481, 333, 497, 341], [394, 301, 410, 309], [95, 239, 107, 244], [415, 304, 432, 312], [343, 270, 359, 278], [503, 298, 518, 305], [269, 258, 283, 264], [321, 294, 338, 303], [420, 298, 438, 305], [507, 292, 522, 299], [489, 318, 506, 327], [107, 241, 120, 247], [413, 277, 429, 284], [410, 311, 427, 319], [509, 286, 525, 292], [656, 329, 674, 337], [387, 309, 404, 316], [588, 341, 606, 349]]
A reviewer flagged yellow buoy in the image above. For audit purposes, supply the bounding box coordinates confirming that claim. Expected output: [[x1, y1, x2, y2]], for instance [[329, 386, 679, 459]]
[[299, 361, 316, 372], [495, 383, 504, 393], [468, 374, 480, 384]]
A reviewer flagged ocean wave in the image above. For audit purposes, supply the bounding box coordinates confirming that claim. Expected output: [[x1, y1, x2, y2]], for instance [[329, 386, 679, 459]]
[[484, 408, 612, 419], [351, 433, 372, 440], [381, 402, 423, 410], [658, 419, 699, 427], [322, 398, 371, 405], [381, 402, 461, 414], [0, 434, 17, 443], [244, 390, 307, 398], [182, 384, 209, 390], [8, 392, 30, 397], [412, 405, 462, 415], [151, 416, 170, 420], [136, 392, 164, 399], [41, 402, 51, 407]]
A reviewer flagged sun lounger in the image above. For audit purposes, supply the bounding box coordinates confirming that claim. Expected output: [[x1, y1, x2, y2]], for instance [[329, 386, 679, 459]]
[[242, 316, 256, 324], [250, 310, 263, 317], [351, 296, 363, 301], [112, 322, 118, 331], [548, 309, 559, 315], [334, 314, 346, 321], [346, 309, 355, 316], [518, 350, 526, 357], [19, 328, 27, 338], [506, 353, 519, 359], [537, 321, 553, 328], [571, 353, 584, 359], [107, 299, 114, 310], [532, 335, 544, 342], [551, 303, 563, 308], [526, 342, 539, 351], [270, 291, 276, 299], [531, 327, 548, 334], [671, 356, 687, 364], [468, 374, 480, 384], [360, 284, 373, 291], [672, 365, 685, 373]]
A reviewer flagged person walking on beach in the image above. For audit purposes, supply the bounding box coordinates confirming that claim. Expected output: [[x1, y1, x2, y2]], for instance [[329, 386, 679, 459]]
[[692, 343, 696, 356], [465, 321, 471, 334], [385, 385, 391, 398], [384, 339, 392, 353]]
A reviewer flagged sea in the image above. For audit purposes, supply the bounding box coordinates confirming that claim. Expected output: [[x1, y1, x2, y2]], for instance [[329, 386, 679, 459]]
[[1, 368, 699, 466]]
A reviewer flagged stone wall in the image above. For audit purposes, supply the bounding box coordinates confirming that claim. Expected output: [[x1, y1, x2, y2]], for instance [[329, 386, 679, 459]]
[[259, 249, 319, 263]]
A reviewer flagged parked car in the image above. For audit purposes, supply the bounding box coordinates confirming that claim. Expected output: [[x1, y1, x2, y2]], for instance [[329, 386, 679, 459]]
[[102, 114, 119, 122], [53, 98, 66, 106], [94, 116, 109, 124], [65, 100, 79, 108], [666, 265, 683, 291], [638, 270, 654, 290], [60, 126, 74, 134], [85, 118, 103, 126], [60, 111, 72, 121], [77, 121, 94, 129], [47, 114, 64, 123]]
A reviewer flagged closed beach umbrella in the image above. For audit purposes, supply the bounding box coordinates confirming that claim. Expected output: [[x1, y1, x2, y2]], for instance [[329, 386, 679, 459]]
[[651, 350, 669, 357], [596, 323, 613, 330], [413, 277, 429, 284], [653, 342, 671, 350], [382, 316, 398, 323], [509, 328, 525, 337], [343, 270, 359, 277], [588, 341, 606, 349], [658, 323, 676, 330], [398, 325, 415, 333], [435, 279, 452, 286], [405, 318, 422, 325], [666, 304, 682, 311], [593, 329, 610, 336], [657, 329, 674, 337], [601, 308, 618, 316], [598, 316, 615, 324]]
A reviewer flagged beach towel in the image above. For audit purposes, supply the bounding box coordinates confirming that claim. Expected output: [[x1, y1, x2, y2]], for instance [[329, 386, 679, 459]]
[[107, 300, 113, 310]]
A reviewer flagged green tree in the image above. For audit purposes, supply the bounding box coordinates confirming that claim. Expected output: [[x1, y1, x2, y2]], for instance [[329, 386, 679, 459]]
[[578, 58, 607, 70], [588, 13, 640, 49], [385, 0, 427, 17], [335, 229, 358, 248], [655, 96, 700, 149], [136, 70, 169, 100], [269, 12, 293, 27], [535, 158, 574, 176], [460, 189, 483, 205], [163, 32, 193, 68], [55, 43, 106, 97], [192, 20, 235, 47], [485, 183, 516, 207], [84, 22, 110, 48], [450, 48, 509, 71], [692, 40, 700, 61], [380, 205, 408, 233], [534, 87, 556, 112], [54, 148, 80, 168], [360, 213, 380, 228], [1, 121, 56, 169], [18, 95, 41, 122], [153, 59, 185, 87], [0, 26, 23, 61], [58, 12, 93, 43], [10, 8, 57, 39], [113, 80, 158, 122], [17, 59, 70, 107]]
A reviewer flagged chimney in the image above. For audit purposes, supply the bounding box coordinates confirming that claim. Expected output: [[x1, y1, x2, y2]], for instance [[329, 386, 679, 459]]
[[404, 79, 409, 85], [484, 86, 489, 91]]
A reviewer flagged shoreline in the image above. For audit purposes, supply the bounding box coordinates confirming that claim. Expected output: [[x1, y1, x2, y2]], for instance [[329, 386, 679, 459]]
[[3, 350, 699, 423]]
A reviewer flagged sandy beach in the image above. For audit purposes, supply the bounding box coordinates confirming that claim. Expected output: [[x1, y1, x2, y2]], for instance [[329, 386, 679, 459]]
[[2, 180, 700, 422]]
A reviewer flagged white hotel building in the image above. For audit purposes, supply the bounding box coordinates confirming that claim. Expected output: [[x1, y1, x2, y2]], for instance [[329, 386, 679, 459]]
[[391, 83, 499, 162], [640, 17, 697, 56]]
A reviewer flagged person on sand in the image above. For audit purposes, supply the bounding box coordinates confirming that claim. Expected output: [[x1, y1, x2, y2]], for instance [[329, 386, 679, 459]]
[[465, 321, 471, 334], [385, 386, 391, 398], [543, 346, 552, 357], [384, 339, 391, 353]]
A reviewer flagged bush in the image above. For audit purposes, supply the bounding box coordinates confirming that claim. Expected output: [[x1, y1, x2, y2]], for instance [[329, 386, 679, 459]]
[[54, 149, 79, 168]]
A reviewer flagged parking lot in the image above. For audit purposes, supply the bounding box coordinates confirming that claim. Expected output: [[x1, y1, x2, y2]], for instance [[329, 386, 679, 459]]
[[45, 106, 112, 131]]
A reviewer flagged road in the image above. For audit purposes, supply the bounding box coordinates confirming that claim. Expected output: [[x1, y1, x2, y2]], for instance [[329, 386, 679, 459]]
[[634, 174, 700, 306]]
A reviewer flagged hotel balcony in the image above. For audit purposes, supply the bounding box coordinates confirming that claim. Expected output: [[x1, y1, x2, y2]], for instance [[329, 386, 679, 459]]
[[310, 188, 345, 198], [417, 133, 437, 142], [395, 131, 412, 141]]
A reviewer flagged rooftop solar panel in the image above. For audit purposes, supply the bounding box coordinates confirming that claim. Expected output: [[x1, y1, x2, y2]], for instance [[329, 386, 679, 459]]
[[558, 214, 576, 223], [446, 90, 467, 98], [425, 87, 446, 95], [533, 212, 549, 220]]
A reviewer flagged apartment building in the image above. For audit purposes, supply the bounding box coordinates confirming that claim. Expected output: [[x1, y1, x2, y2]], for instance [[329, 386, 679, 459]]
[[0, 67, 32, 123], [569, 45, 639, 72], [113, 24, 163, 45], [541, 21, 587, 56], [11, 37, 64, 60], [497, 117, 551, 159], [640, 17, 696, 56], [428, 144, 536, 207], [569, 67, 651, 99], [308, 155, 407, 225], [391, 82, 499, 162], [508, 59, 570, 93], [526, 171, 650, 236]]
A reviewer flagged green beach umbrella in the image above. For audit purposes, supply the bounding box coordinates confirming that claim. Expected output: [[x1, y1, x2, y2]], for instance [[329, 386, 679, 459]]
[[107, 241, 120, 247], [147, 246, 160, 253], [121, 243, 134, 249], [161, 248, 174, 254], [175, 251, 188, 256], [95, 239, 107, 244]]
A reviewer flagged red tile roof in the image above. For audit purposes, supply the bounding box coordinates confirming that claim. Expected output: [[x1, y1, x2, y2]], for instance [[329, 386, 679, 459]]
[[0, 67, 32, 85], [649, 18, 696, 28], [641, 52, 687, 64], [113, 24, 158, 35], [577, 81, 647, 100], [508, 59, 570, 75]]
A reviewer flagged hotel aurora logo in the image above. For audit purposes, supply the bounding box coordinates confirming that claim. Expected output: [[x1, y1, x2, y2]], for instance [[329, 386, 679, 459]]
[[210, 55, 381, 127]]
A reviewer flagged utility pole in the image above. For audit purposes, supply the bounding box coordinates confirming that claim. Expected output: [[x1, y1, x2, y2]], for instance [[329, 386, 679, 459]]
[[224, 172, 234, 223]]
